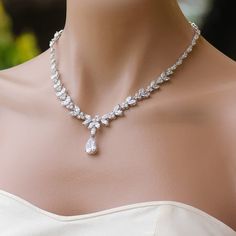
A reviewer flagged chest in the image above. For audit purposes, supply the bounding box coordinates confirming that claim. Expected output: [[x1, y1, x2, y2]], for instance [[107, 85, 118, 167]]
[[0, 95, 235, 228]]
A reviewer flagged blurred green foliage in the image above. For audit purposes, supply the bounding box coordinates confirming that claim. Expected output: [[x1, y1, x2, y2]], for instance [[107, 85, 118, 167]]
[[0, 1, 39, 70]]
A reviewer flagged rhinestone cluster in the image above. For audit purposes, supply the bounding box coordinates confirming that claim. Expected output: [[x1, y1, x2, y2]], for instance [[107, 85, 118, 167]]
[[49, 22, 201, 155]]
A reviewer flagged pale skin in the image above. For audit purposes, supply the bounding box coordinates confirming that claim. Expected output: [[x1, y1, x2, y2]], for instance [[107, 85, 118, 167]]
[[0, 0, 236, 231]]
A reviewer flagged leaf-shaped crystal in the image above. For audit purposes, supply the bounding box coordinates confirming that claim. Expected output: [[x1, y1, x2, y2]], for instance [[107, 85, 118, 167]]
[[56, 87, 66, 97], [83, 116, 92, 126], [66, 102, 74, 110], [94, 122, 101, 129], [121, 102, 129, 109], [150, 80, 160, 89], [88, 121, 95, 129], [61, 96, 71, 106], [101, 114, 110, 126], [53, 79, 61, 89], [101, 118, 109, 126], [113, 105, 123, 116], [70, 106, 81, 117], [126, 96, 137, 106], [51, 71, 59, 82], [59, 93, 67, 101], [138, 88, 150, 98]]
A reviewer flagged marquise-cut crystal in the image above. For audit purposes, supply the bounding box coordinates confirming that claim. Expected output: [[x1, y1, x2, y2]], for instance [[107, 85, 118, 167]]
[[51, 72, 59, 81], [126, 96, 137, 106], [56, 87, 66, 97], [66, 102, 74, 110], [101, 118, 109, 126], [59, 93, 67, 101], [138, 88, 150, 98], [61, 96, 71, 106], [85, 137, 97, 155], [113, 105, 123, 116], [53, 79, 61, 89], [83, 117, 92, 126]]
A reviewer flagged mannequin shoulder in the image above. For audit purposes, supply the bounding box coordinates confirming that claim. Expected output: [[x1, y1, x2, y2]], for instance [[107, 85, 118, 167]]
[[197, 39, 236, 166], [0, 49, 50, 86], [179, 37, 236, 165], [188, 37, 236, 107], [0, 49, 51, 112]]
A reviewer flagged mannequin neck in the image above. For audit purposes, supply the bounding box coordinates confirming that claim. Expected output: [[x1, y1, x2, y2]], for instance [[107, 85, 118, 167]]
[[57, 0, 195, 113]]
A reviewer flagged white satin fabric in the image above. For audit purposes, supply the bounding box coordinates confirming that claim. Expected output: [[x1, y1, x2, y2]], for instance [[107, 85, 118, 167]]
[[0, 190, 235, 236]]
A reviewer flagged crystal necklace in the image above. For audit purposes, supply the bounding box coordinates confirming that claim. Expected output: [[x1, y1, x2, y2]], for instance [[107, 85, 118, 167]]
[[49, 22, 200, 156]]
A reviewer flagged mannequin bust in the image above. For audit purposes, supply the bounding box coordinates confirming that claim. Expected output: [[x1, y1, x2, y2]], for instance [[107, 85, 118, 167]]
[[0, 0, 236, 232]]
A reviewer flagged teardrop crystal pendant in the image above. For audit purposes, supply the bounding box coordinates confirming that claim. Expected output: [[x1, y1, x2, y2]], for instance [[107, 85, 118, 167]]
[[85, 136, 98, 155]]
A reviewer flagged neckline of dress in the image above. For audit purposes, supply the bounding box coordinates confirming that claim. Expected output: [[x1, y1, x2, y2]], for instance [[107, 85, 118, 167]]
[[0, 189, 235, 233]]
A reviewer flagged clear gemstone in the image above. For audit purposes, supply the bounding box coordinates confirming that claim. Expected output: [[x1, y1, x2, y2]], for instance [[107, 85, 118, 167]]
[[101, 118, 109, 126], [88, 121, 95, 129], [165, 69, 173, 76], [113, 105, 123, 116], [70, 110, 77, 117], [74, 106, 81, 113], [53, 80, 61, 89], [126, 96, 137, 106], [102, 114, 110, 120], [51, 64, 57, 74], [109, 112, 116, 119], [150, 80, 160, 90], [156, 77, 163, 84], [79, 112, 86, 120], [187, 47, 192, 53], [183, 52, 188, 58], [70, 106, 81, 117], [94, 115, 100, 121], [170, 65, 177, 71], [82, 118, 92, 126], [85, 137, 97, 155], [51, 72, 59, 81], [94, 122, 101, 129], [61, 96, 71, 106], [56, 87, 66, 97], [55, 85, 62, 92], [138, 88, 150, 98], [134, 93, 142, 100], [101, 114, 110, 126], [59, 93, 67, 101], [176, 59, 183, 65], [50, 46, 54, 52], [66, 102, 74, 110], [146, 85, 153, 92], [50, 58, 56, 65], [91, 127, 97, 136], [121, 102, 129, 109]]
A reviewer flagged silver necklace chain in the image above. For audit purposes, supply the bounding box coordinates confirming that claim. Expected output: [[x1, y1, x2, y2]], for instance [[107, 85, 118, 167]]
[[49, 22, 201, 156]]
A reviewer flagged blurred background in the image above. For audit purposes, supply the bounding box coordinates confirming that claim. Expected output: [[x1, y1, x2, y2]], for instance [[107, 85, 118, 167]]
[[0, 0, 235, 70]]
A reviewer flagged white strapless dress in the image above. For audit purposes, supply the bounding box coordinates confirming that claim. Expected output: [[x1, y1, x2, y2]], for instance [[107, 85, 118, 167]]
[[0, 190, 235, 236]]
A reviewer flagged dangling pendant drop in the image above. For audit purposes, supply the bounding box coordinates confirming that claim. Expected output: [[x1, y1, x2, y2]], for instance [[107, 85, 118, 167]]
[[85, 135, 98, 155], [85, 127, 98, 155]]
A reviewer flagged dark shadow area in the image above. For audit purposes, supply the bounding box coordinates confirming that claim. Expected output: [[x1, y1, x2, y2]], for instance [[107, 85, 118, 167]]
[[201, 0, 236, 60], [2, 0, 236, 60], [2, 0, 66, 51]]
